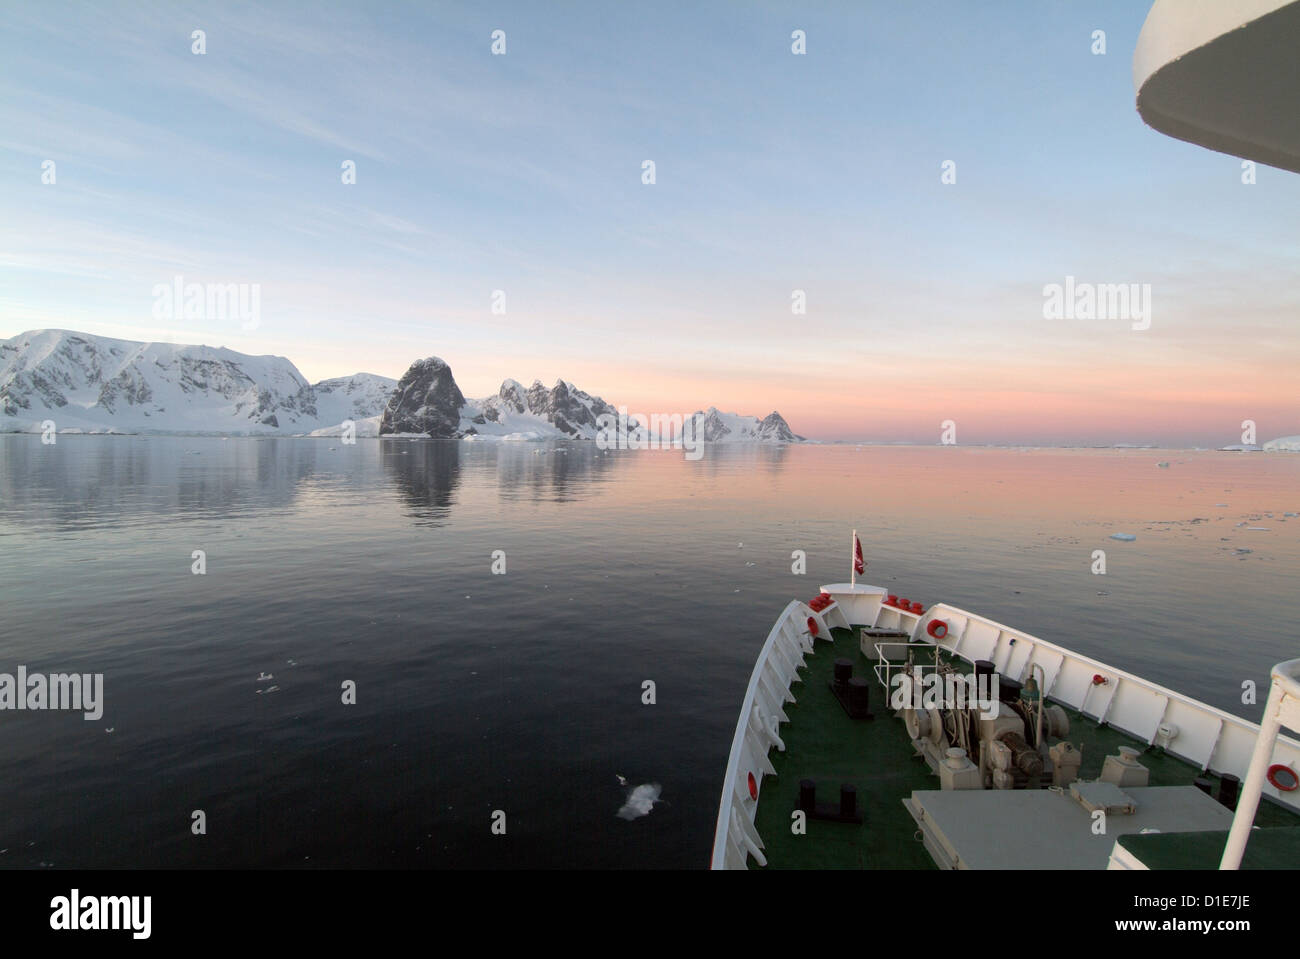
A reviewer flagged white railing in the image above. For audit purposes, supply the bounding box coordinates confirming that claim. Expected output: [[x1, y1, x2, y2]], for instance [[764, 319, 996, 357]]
[[872, 640, 939, 696], [1222, 658, 1300, 867], [709, 598, 841, 869], [713, 583, 1300, 868]]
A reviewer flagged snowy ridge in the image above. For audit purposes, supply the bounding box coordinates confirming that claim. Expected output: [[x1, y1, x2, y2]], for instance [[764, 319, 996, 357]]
[[461, 377, 629, 440], [380, 355, 805, 443], [1, 330, 394, 434], [1263, 435, 1300, 452], [2, 330, 805, 442], [676, 407, 805, 444]]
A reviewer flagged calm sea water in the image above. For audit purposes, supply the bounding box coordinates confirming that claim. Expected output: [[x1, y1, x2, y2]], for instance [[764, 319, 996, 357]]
[[1, 437, 1297, 868]]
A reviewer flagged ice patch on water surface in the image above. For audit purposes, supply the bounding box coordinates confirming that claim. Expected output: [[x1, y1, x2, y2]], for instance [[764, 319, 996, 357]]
[[463, 431, 546, 442], [617, 782, 664, 820]]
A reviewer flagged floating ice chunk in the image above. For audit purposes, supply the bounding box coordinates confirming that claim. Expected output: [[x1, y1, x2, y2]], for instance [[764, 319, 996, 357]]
[[1247, 527, 1271, 531], [257, 672, 272, 681], [1109, 533, 1137, 541], [1157, 462, 1169, 468], [617, 783, 664, 820]]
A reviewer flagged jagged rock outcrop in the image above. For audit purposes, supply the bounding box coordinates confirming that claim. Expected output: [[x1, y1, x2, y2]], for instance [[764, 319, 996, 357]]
[[466, 377, 630, 439], [685, 407, 805, 443], [379, 357, 467, 437], [756, 411, 803, 442], [521, 379, 619, 436]]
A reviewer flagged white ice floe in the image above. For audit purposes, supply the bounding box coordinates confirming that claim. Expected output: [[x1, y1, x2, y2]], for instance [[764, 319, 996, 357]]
[[1109, 533, 1137, 541], [617, 783, 664, 820]]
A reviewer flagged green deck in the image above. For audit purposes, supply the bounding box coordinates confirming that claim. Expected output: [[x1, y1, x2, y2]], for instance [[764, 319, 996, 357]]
[[749, 626, 1299, 869], [1118, 827, 1300, 869]]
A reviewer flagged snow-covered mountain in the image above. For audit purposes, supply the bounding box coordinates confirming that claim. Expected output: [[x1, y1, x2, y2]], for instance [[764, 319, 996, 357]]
[[683, 407, 804, 443], [0, 330, 394, 434], [465, 377, 631, 440], [379, 356, 805, 443], [1, 331, 806, 442], [378, 356, 633, 440]]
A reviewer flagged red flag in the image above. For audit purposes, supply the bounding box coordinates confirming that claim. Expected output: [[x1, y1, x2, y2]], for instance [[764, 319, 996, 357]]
[[854, 535, 865, 575]]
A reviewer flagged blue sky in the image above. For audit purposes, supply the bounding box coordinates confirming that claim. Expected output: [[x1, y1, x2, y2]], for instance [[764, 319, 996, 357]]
[[2, 1, 1298, 443]]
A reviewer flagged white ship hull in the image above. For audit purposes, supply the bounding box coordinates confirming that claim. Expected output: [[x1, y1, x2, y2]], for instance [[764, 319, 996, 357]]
[[712, 582, 1300, 870]]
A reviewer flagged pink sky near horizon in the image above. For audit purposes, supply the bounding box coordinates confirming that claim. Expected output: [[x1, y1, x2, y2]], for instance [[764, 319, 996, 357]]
[[432, 344, 1299, 446]]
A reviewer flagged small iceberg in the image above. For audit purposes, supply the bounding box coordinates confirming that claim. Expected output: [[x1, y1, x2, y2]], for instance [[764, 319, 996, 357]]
[[1109, 533, 1137, 541], [617, 782, 665, 821]]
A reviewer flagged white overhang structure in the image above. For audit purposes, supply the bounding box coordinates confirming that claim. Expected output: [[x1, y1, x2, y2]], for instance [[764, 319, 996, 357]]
[[1134, 0, 1300, 173]]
